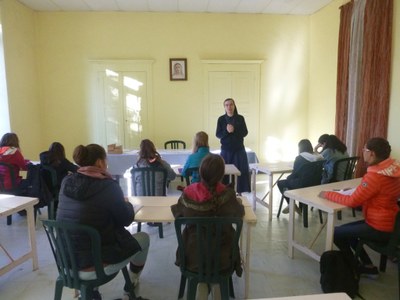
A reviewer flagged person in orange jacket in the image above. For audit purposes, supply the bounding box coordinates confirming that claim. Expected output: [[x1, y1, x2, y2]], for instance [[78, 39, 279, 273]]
[[319, 137, 400, 278]]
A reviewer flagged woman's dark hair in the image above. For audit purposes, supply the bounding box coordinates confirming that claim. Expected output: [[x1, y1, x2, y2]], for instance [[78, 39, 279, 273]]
[[298, 139, 313, 154], [199, 154, 225, 190], [317, 134, 329, 151], [73, 144, 106, 167], [326, 135, 347, 154], [223, 98, 238, 115], [48, 142, 66, 165], [138, 139, 160, 162], [366, 137, 391, 160], [0, 133, 20, 148]]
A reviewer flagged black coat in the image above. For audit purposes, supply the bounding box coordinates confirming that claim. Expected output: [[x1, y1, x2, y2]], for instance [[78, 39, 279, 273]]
[[57, 173, 140, 269]]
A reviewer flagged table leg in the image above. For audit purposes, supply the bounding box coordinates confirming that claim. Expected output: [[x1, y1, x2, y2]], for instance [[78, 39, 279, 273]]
[[325, 212, 335, 251], [268, 173, 273, 221], [251, 169, 257, 211], [26, 205, 38, 271], [244, 223, 253, 299], [288, 198, 295, 258]]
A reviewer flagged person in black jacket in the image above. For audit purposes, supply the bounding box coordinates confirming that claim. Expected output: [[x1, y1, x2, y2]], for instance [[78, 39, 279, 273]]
[[216, 98, 250, 194], [57, 144, 149, 300]]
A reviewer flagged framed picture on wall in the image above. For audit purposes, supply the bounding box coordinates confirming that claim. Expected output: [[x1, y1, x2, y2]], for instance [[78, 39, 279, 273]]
[[170, 58, 187, 81]]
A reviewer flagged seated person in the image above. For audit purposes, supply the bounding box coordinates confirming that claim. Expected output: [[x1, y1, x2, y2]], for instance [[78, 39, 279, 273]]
[[319, 134, 349, 183], [40, 142, 78, 190], [0, 132, 30, 191], [57, 144, 150, 299], [132, 139, 176, 196], [180, 131, 210, 187], [171, 153, 244, 299], [278, 139, 324, 214], [319, 137, 400, 278]]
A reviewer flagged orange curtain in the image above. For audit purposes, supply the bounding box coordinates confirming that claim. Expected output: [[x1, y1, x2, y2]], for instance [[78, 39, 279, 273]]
[[335, 2, 353, 141], [335, 0, 393, 177]]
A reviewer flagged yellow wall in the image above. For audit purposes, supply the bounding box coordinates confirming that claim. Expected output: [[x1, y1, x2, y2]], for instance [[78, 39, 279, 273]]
[[1, 0, 399, 161], [1, 0, 41, 159]]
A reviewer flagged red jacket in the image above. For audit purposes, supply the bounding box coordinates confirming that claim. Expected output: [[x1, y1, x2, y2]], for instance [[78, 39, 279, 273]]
[[325, 158, 400, 232], [0, 146, 28, 190]]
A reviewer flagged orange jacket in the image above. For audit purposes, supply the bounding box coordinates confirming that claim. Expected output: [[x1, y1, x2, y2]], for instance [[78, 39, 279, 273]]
[[325, 158, 400, 232]]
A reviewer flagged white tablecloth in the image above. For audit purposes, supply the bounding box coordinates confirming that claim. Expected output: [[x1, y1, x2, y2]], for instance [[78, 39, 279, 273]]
[[107, 148, 258, 176]]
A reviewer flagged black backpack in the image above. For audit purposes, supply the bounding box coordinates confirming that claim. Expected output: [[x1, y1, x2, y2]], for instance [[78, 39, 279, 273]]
[[21, 164, 53, 208], [320, 250, 360, 298]]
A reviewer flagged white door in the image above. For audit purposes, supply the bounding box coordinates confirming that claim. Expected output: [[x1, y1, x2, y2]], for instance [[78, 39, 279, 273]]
[[203, 61, 262, 153], [91, 60, 153, 150]]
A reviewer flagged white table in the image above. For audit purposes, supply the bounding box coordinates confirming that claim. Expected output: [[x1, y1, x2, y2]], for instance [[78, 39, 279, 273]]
[[128, 195, 257, 299], [174, 164, 241, 191], [107, 148, 258, 178], [284, 178, 361, 261], [250, 162, 293, 220], [251, 292, 351, 300], [0, 194, 39, 275]]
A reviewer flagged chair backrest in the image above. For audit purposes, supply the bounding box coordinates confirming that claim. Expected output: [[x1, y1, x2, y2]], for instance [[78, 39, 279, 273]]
[[131, 167, 168, 196], [0, 161, 17, 192], [42, 219, 108, 290], [331, 156, 360, 183], [40, 165, 59, 196], [164, 140, 186, 150], [174, 216, 243, 282], [184, 167, 200, 186], [296, 160, 325, 188]]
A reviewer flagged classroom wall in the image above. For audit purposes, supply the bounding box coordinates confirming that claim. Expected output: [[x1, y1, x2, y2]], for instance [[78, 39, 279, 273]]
[[1, 0, 41, 159], [1, 0, 399, 161]]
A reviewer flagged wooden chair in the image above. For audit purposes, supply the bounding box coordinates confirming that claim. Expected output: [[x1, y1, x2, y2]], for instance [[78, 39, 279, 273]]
[[277, 160, 325, 227], [174, 217, 242, 300], [184, 167, 200, 186], [164, 140, 186, 150], [130, 167, 167, 238], [355, 212, 400, 299], [330, 156, 360, 219], [42, 220, 138, 300], [0, 162, 19, 225]]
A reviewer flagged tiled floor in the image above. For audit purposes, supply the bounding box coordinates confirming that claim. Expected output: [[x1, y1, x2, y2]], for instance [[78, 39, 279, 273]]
[[0, 174, 397, 299]]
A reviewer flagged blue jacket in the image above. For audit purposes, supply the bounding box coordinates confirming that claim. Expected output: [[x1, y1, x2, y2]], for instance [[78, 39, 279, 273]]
[[181, 147, 210, 183]]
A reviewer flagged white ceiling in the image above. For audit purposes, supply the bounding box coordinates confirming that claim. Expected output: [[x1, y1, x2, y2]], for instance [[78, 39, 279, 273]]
[[17, 0, 334, 15]]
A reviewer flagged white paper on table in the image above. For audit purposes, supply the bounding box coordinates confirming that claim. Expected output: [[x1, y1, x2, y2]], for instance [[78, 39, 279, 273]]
[[333, 187, 356, 195]]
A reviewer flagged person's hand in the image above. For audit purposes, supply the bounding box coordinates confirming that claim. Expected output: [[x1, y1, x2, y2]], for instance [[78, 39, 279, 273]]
[[318, 191, 327, 199], [227, 124, 234, 133]]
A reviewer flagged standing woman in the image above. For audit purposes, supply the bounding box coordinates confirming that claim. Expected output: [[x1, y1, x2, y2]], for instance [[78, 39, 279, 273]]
[[216, 98, 250, 194]]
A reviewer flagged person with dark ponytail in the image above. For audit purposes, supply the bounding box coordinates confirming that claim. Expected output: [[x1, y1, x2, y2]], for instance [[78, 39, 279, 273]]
[[171, 153, 244, 299], [57, 144, 149, 300]]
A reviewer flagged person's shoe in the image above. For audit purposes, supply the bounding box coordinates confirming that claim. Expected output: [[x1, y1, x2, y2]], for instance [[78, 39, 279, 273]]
[[282, 206, 289, 214], [358, 265, 379, 279], [78, 289, 102, 300]]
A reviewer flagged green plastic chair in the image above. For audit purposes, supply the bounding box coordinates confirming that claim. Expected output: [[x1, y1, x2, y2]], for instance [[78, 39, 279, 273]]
[[164, 140, 186, 149], [174, 216, 243, 300], [131, 166, 167, 238], [355, 212, 400, 299], [42, 220, 137, 300], [40, 165, 59, 220], [0, 161, 19, 225]]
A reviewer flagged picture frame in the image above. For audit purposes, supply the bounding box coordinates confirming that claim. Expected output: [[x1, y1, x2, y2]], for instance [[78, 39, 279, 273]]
[[170, 58, 187, 81]]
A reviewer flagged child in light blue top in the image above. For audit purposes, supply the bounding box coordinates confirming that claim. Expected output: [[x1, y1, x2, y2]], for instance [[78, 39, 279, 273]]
[[181, 131, 210, 184]]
